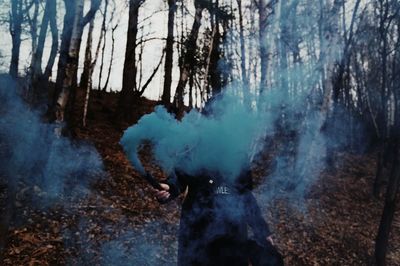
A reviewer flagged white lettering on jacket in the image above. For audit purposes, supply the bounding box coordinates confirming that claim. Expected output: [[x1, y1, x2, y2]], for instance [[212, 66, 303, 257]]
[[215, 186, 230, 195]]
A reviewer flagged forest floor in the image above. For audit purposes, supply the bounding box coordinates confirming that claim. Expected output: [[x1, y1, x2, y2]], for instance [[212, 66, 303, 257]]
[[2, 89, 400, 266]]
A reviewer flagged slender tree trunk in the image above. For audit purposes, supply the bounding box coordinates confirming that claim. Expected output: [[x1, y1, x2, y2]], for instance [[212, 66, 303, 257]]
[[103, 23, 118, 91], [32, 0, 52, 79], [161, 0, 176, 105], [249, 0, 257, 93], [53, 0, 75, 115], [83, 10, 108, 126], [43, 0, 59, 80], [173, 2, 204, 113], [28, 0, 39, 75], [259, 0, 269, 94], [55, 0, 85, 125], [237, 0, 249, 89], [374, 0, 391, 197], [203, 24, 217, 96], [26, 0, 45, 104], [9, 0, 23, 78], [82, 0, 107, 91], [278, 0, 289, 99], [119, 0, 142, 117], [83, 20, 94, 127], [98, 0, 109, 90], [208, 0, 223, 97], [375, 140, 400, 266], [80, 20, 95, 91], [53, 0, 100, 127], [189, 71, 194, 108]]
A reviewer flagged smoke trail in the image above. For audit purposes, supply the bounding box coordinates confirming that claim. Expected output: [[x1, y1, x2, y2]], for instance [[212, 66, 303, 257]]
[[0, 74, 103, 205]]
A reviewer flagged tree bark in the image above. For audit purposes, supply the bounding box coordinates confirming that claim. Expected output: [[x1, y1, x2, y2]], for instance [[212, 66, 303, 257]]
[[103, 23, 118, 92], [55, 0, 85, 125], [32, 0, 52, 79], [28, 0, 39, 76], [53, 0, 100, 127], [375, 140, 400, 266], [80, 18, 95, 92], [208, 0, 223, 97], [43, 0, 59, 80], [9, 0, 24, 78], [173, 1, 205, 113], [258, 0, 270, 94], [161, 0, 176, 105], [53, 0, 75, 114], [98, 0, 109, 90], [82, 20, 95, 127], [119, 0, 143, 116], [374, 0, 396, 197], [203, 24, 217, 96], [237, 0, 248, 89]]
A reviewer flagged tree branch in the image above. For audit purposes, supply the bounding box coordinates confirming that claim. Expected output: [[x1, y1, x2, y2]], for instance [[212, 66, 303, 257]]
[[82, 0, 101, 26], [139, 49, 166, 95]]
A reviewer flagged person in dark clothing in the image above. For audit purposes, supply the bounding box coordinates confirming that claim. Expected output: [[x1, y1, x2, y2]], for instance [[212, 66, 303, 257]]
[[155, 167, 278, 266]]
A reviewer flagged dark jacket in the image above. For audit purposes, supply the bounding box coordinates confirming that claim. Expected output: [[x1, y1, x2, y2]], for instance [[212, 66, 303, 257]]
[[166, 168, 272, 266]]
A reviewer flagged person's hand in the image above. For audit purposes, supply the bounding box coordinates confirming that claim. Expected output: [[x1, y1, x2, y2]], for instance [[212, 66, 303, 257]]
[[153, 183, 170, 202], [266, 235, 275, 246]]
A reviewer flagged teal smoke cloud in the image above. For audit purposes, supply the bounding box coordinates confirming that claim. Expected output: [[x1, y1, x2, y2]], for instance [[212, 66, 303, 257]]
[[120, 91, 267, 179]]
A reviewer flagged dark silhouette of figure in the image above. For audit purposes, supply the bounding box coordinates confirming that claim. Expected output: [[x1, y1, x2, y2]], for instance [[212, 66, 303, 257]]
[[155, 167, 283, 266]]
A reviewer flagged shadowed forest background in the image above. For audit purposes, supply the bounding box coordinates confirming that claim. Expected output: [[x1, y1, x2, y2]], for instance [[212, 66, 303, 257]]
[[0, 0, 399, 265]]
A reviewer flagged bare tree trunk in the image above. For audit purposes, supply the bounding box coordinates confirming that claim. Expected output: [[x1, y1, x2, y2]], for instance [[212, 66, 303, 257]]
[[374, 0, 393, 197], [249, 0, 258, 94], [319, 0, 341, 113], [53, 0, 75, 117], [43, 0, 58, 80], [119, 0, 143, 117], [161, 0, 176, 105], [81, 0, 108, 92], [173, 1, 205, 114], [32, 0, 52, 79], [82, 20, 94, 127], [258, 0, 271, 94], [55, 0, 85, 126], [237, 0, 248, 88], [189, 71, 194, 108], [53, 0, 100, 128], [80, 19, 95, 91], [9, 0, 24, 78], [25, 0, 39, 102], [277, 0, 291, 99], [375, 139, 400, 266], [83, 9, 109, 126], [28, 0, 39, 76], [102, 23, 118, 92], [98, 0, 109, 90], [203, 24, 217, 96], [208, 0, 223, 97], [137, 26, 144, 89]]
